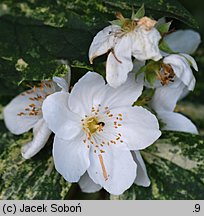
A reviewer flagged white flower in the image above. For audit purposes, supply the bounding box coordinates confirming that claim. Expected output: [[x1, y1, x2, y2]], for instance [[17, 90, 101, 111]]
[[3, 72, 70, 159], [89, 16, 162, 88], [42, 72, 161, 195], [150, 54, 198, 134]]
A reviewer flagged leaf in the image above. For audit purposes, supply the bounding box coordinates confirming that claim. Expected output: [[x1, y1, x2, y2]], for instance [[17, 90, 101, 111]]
[[143, 60, 161, 86], [103, 0, 198, 28], [133, 88, 155, 106], [159, 39, 176, 54], [110, 132, 204, 200], [156, 21, 172, 34], [0, 14, 92, 84], [145, 71, 158, 87], [133, 4, 145, 19], [0, 121, 71, 199], [0, 1, 198, 28], [109, 19, 123, 26]]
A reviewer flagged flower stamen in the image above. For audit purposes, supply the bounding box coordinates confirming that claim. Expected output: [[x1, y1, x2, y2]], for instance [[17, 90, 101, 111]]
[[157, 63, 175, 85], [98, 154, 108, 181]]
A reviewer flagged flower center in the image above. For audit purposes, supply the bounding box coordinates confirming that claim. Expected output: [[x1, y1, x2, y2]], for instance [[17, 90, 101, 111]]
[[157, 63, 175, 86], [81, 105, 124, 181], [84, 116, 105, 135], [115, 12, 137, 33]]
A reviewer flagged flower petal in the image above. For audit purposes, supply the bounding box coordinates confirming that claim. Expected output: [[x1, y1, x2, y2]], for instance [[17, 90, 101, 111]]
[[106, 34, 133, 88], [42, 91, 81, 140], [163, 54, 196, 91], [150, 81, 186, 112], [4, 93, 41, 135], [180, 53, 198, 71], [78, 172, 102, 193], [68, 72, 105, 116], [99, 73, 144, 109], [133, 151, 150, 187], [53, 136, 90, 182], [132, 27, 162, 61], [112, 106, 161, 150], [21, 119, 51, 159], [157, 111, 198, 134], [3, 80, 56, 135], [164, 30, 201, 54], [53, 77, 69, 92], [89, 25, 120, 63], [88, 144, 137, 195]]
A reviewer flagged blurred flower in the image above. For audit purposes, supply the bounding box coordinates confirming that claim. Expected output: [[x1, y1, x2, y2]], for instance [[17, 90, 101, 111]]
[[89, 15, 162, 88], [42, 72, 161, 195], [3, 70, 70, 159]]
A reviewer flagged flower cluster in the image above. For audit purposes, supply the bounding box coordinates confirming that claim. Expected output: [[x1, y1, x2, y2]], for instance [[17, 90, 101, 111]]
[[3, 6, 201, 195]]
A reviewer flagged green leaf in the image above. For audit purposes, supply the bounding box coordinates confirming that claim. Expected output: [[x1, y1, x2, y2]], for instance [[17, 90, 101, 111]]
[[143, 60, 161, 87], [109, 19, 123, 27], [156, 21, 172, 34], [0, 121, 71, 199], [0, 1, 198, 28], [110, 132, 204, 200], [103, 0, 198, 28], [133, 4, 145, 19], [159, 40, 176, 54], [0, 14, 92, 89], [145, 71, 158, 87], [133, 88, 155, 106]]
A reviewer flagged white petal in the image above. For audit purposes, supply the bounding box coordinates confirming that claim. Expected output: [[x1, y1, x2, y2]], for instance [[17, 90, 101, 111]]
[[42, 91, 81, 140], [78, 172, 102, 193], [164, 30, 201, 54], [163, 54, 196, 90], [133, 151, 150, 187], [21, 119, 51, 159], [157, 111, 198, 134], [106, 34, 133, 88], [180, 53, 198, 71], [53, 77, 69, 92], [179, 86, 190, 100], [53, 136, 90, 182], [3, 80, 56, 135], [111, 106, 161, 150], [3, 92, 42, 135], [88, 144, 136, 195], [99, 73, 144, 109], [89, 25, 120, 63], [132, 27, 162, 61], [68, 72, 105, 116], [150, 81, 186, 112]]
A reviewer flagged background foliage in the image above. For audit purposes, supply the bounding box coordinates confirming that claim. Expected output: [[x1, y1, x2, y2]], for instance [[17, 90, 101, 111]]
[[0, 0, 203, 199]]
